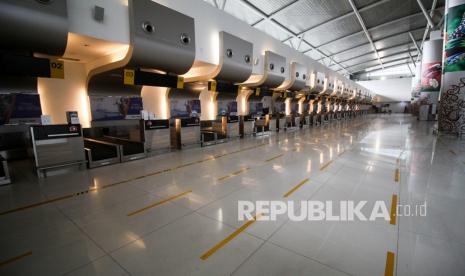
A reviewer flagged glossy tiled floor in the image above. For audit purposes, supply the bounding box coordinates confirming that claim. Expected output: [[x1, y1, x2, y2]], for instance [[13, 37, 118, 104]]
[[1, 114, 464, 276]]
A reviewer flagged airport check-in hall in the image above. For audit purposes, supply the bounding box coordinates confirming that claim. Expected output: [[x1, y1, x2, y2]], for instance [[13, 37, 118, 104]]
[[0, 0, 465, 275]]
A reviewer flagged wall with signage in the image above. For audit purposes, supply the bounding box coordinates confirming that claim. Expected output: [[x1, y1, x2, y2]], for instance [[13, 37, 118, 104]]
[[90, 96, 143, 121]]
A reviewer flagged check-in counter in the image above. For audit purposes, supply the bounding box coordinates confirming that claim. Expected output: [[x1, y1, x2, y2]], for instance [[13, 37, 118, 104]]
[[0, 155, 10, 185], [269, 114, 278, 132], [243, 115, 255, 136], [226, 116, 239, 138], [30, 124, 86, 177], [254, 116, 268, 135], [171, 117, 201, 148], [200, 120, 227, 147], [304, 114, 311, 127], [84, 138, 121, 168], [278, 115, 286, 131], [97, 136, 146, 162], [142, 119, 171, 154]]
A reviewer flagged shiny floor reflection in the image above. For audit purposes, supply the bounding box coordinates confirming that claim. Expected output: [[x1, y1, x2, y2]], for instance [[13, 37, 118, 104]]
[[0, 114, 464, 276]]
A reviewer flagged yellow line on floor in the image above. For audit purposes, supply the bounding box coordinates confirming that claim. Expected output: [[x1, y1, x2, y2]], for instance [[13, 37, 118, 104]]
[[320, 160, 333, 171], [265, 153, 284, 162], [396, 158, 400, 166], [200, 214, 261, 260], [0, 144, 267, 217], [390, 194, 398, 225], [337, 151, 345, 156], [384, 251, 395, 276], [127, 190, 192, 216], [394, 168, 400, 182], [218, 167, 250, 181], [0, 251, 32, 267], [283, 178, 309, 198]]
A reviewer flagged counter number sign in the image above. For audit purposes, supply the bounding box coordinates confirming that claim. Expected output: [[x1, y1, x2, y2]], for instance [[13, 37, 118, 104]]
[[124, 69, 135, 85], [49, 60, 64, 79]]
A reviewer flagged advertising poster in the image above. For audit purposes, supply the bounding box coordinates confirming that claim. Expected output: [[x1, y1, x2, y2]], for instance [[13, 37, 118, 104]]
[[248, 102, 263, 115], [170, 99, 201, 118], [90, 96, 143, 121], [217, 100, 237, 116], [275, 102, 285, 113], [444, 4, 465, 73], [303, 103, 310, 114], [420, 62, 442, 91], [291, 102, 298, 114], [0, 94, 42, 125]]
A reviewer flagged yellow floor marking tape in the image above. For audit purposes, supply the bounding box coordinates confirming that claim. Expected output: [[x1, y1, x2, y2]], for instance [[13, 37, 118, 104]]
[[0, 144, 267, 216], [394, 168, 400, 182], [283, 178, 309, 198], [320, 160, 333, 171], [384, 251, 395, 276], [390, 194, 398, 225], [127, 190, 192, 216], [0, 251, 32, 267], [217, 167, 250, 181], [200, 214, 261, 260], [265, 153, 284, 162]]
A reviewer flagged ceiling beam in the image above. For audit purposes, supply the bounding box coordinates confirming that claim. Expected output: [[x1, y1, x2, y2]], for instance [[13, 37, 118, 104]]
[[409, 32, 423, 55], [311, 6, 443, 56], [341, 49, 419, 70], [347, 56, 419, 74], [417, 0, 438, 62], [347, 0, 383, 68], [251, 0, 300, 26], [416, 0, 436, 28], [319, 30, 424, 63], [281, 0, 390, 43], [236, 0, 352, 75]]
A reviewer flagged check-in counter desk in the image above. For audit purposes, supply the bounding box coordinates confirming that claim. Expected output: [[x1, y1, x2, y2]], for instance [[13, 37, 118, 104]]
[[268, 114, 278, 132], [30, 124, 86, 177], [303, 114, 311, 127], [243, 115, 256, 136], [84, 138, 121, 168], [172, 117, 201, 148], [142, 119, 171, 154], [200, 120, 227, 147], [254, 115, 270, 135], [97, 136, 146, 162], [0, 125, 34, 160], [0, 155, 10, 185], [278, 114, 286, 131], [225, 116, 240, 138]]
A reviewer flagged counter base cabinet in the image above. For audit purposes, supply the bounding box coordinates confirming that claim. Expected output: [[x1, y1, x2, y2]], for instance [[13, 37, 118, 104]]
[[227, 123, 239, 138], [145, 128, 171, 153], [181, 127, 201, 147], [269, 119, 277, 132], [279, 118, 286, 131], [243, 121, 255, 136]]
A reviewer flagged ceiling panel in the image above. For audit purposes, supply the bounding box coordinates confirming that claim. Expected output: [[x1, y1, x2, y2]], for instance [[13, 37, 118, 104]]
[[223, 0, 264, 25], [284, 36, 312, 52], [318, 32, 368, 55], [272, 0, 353, 34], [332, 43, 374, 64], [304, 15, 363, 48], [369, 13, 428, 41], [254, 19, 292, 41], [360, 0, 441, 29], [246, 0, 296, 15]]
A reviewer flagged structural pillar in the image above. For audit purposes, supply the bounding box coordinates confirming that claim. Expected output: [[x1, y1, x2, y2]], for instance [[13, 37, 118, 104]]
[[439, 0, 465, 133], [419, 31, 442, 120]]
